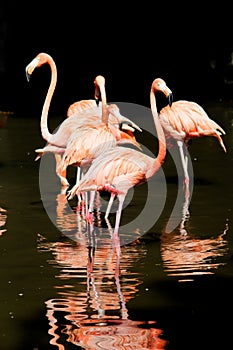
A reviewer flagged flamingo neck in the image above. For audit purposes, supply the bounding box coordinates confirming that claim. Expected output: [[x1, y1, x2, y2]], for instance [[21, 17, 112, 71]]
[[99, 83, 108, 125], [150, 89, 166, 174], [40, 57, 57, 142]]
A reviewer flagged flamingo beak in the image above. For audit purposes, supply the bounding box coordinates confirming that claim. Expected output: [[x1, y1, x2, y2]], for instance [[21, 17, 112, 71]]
[[160, 82, 173, 107], [168, 92, 173, 107], [94, 85, 101, 106], [26, 70, 31, 82], [129, 121, 142, 132], [119, 122, 135, 132], [25, 57, 40, 82]]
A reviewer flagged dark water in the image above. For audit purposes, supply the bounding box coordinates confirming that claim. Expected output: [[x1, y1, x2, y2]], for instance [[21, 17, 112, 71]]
[[0, 101, 233, 349]]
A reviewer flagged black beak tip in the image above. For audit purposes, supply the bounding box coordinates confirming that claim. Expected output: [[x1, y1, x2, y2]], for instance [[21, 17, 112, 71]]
[[26, 72, 31, 82], [168, 93, 173, 107], [95, 97, 99, 106]]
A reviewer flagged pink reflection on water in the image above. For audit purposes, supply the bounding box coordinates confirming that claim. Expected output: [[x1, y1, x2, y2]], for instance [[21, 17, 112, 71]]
[[38, 192, 168, 349], [0, 207, 7, 235], [161, 192, 229, 281], [161, 226, 228, 280], [64, 319, 166, 349]]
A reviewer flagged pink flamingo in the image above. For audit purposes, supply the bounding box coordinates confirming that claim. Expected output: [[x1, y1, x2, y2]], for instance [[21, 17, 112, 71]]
[[158, 96, 227, 192]]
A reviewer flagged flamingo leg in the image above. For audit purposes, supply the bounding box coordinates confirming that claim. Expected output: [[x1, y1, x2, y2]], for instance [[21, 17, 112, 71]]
[[75, 166, 83, 204], [76, 166, 81, 184], [84, 192, 93, 222], [88, 191, 95, 212], [104, 192, 116, 220], [77, 191, 87, 215], [177, 140, 189, 194], [179, 188, 191, 235], [87, 190, 97, 224]]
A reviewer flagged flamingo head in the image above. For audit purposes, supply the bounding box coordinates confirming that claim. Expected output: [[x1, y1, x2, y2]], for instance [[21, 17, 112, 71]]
[[152, 78, 173, 107], [25, 52, 51, 81], [94, 75, 105, 106]]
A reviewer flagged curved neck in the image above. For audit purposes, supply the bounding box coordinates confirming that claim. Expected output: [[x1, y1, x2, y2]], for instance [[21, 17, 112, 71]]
[[99, 82, 108, 125], [40, 57, 56, 141], [150, 88, 166, 172]]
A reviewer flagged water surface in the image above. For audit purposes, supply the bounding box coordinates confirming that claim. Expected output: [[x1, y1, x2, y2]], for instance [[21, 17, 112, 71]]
[[0, 101, 233, 349]]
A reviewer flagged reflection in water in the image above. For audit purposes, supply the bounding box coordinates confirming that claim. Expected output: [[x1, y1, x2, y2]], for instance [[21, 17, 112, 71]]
[[64, 319, 166, 349], [161, 191, 229, 282], [161, 225, 228, 281], [0, 206, 7, 235], [37, 192, 168, 349]]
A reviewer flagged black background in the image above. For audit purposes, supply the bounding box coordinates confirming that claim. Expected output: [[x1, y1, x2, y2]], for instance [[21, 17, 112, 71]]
[[1, 1, 233, 117]]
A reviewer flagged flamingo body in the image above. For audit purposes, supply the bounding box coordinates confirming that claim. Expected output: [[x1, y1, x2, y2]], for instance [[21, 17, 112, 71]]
[[159, 100, 226, 151], [156, 93, 227, 195], [67, 146, 159, 195]]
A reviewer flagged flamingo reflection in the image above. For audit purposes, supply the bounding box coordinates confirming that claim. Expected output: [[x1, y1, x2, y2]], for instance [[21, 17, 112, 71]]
[[38, 192, 168, 349], [161, 191, 229, 281], [0, 206, 7, 235]]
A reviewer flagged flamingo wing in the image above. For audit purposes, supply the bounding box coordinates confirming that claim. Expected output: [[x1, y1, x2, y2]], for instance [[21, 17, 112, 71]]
[[67, 99, 100, 117]]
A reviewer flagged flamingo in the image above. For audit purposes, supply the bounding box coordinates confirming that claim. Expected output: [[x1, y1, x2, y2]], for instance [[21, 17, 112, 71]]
[[25, 52, 141, 186], [57, 75, 141, 177], [158, 93, 227, 192], [67, 78, 173, 238], [56, 75, 143, 216]]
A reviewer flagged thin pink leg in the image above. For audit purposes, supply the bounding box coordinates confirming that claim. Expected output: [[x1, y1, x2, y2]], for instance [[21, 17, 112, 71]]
[[88, 191, 96, 213], [177, 140, 190, 195], [105, 192, 116, 219]]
